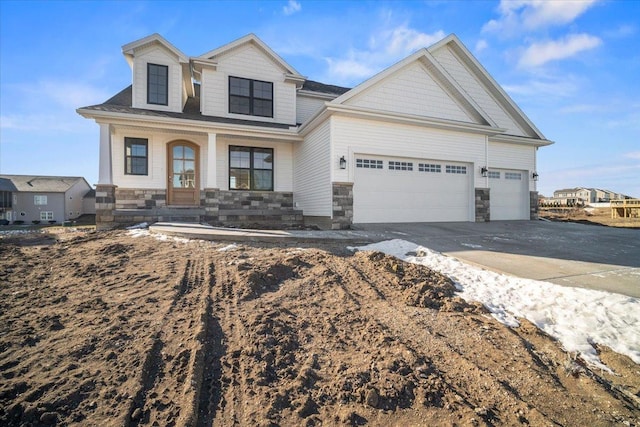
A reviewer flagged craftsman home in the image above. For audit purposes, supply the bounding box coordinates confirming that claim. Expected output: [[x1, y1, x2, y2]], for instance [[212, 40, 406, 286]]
[[77, 33, 552, 230], [0, 175, 92, 224]]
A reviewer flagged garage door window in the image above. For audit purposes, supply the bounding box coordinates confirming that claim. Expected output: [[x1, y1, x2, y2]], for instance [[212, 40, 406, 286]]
[[446, 165, 467, 174], [356, 159, 383, 169], [488, 171, 500, 179], [389, 161, 413, 171], [505, 172, 522, 180], [419, 163, 441, 173]]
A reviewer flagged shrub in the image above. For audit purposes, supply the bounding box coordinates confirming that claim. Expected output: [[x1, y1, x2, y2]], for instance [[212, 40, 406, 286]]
[[13, 220, 24, 225], [32, 220, 41, 224]]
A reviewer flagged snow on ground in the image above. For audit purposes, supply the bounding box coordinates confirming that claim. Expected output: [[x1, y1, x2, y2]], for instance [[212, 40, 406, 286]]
[[352, 239, 640, 371]]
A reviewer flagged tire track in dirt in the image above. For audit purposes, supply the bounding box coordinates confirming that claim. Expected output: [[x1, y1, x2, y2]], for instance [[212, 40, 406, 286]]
[[125, 252, 212, 427]]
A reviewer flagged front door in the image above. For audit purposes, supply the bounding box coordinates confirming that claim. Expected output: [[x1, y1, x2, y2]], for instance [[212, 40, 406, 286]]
[[167, 141, 199, 205]]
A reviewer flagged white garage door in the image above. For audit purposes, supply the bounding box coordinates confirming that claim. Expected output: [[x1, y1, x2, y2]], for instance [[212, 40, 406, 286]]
[[489, 169, 529, 220], [353, 156, 471, 223]]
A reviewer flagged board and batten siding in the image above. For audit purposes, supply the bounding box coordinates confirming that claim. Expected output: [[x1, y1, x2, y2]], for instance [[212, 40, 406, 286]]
[[345, 62, 472, 123], [200, 44, 296, 124], [488, 141, 536, 190], [215, 137, 293, 192], [293, 120, 332, 216], [296, 95, 326, 124], [111, 129, 208, 190], [431, 46, 527, 138], [131, 44, 184, 113], [331, 116, 486, 184]]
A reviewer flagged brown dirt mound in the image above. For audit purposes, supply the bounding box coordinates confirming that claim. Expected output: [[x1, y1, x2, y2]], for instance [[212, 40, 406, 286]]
[[0, 230, 638, 426]]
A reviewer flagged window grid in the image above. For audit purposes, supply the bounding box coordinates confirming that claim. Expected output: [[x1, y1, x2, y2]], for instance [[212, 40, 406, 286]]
[[125, 137, 149, 175], [229, 76, 273, 117], [505, 172, 522, 180], [488, 171, 500, 179], [389, 161, 413, 171], [355, 159, 383, 169], [40, 211, 54, 221], [446, 165, 467, 174], [229, 146, 274, 191], [34, 195, 47, 205], [418, 163, 441, 173], [147, 63, 168, 105]]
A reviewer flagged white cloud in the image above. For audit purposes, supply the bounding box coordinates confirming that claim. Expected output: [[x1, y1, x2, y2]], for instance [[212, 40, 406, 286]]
[[283, 0, 301, 16], [503, 76, 579, 98], [324, 25, 445, 85], [625, 151, 640, 160], [483, 0, 599, 34], [475, 39, 488, 53], [518, 33, 602, 68]]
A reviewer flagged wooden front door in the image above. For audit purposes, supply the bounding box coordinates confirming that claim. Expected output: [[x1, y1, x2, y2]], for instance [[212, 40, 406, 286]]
[[167, 141, 199, 205]]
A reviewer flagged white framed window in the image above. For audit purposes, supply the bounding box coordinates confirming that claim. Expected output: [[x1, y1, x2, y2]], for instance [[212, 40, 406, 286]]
[[445, 165, 467, 174], [389, 161, 413, 171], [40, 211, 54, 221], [356, 159, 383, 169], [34, 195, 47, 205], [488, 171, 500, 179], [418, 163, 441, 173], [505, 172, 522, 180]]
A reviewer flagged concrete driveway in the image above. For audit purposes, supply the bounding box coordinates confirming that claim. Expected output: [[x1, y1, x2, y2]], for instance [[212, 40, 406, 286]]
[[354, 220, 640, 298]]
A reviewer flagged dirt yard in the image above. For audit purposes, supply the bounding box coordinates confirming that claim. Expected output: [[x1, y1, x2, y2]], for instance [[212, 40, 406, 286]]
[[540, 207, 640, 228], [1, 229, 639, 426]]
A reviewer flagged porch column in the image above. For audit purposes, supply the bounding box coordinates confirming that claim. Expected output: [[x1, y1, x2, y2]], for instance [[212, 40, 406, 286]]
[[206, 132, 217, 188], [98, 123, 113, 185]]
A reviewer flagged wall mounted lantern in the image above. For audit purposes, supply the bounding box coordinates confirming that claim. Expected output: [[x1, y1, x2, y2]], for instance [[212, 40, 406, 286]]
[[339, 156, 347, 170], [481, 166, 488, 177], [532, 172, 539, 181]]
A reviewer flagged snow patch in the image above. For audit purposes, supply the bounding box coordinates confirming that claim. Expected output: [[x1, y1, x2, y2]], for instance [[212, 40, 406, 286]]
[[351, 239, 640, 371], [461, 243, 482, 249], [218, 243, 239, 252]]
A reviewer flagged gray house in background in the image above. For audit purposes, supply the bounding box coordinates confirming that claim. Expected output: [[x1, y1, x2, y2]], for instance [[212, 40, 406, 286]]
[[0, 175, 93, 224]]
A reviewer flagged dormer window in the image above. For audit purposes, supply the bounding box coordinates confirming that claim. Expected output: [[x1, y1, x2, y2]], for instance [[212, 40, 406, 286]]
[[229, 76, 273, 117], [147, 63, 168, 105]]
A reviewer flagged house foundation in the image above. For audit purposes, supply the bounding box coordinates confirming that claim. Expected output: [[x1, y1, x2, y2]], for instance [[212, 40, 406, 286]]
[[475, 188, 491, 222]]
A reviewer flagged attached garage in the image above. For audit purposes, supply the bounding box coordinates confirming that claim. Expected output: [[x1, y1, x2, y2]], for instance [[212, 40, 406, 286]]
[[353, 155, 472, 223], [489, 169, 529, 220]]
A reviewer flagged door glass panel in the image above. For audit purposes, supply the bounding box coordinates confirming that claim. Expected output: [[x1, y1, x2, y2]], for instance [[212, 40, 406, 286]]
[[173, 160, 184, 174], [184, 147, 195, 159], [184, 160, 195, 173], [173, 146, 183, 158]]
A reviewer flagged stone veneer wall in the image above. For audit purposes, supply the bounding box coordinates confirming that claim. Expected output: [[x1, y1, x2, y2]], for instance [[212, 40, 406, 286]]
[[530, 191, 539, 220], [202, 190, 303, 227], [332, 182, 353, 230], [95, 184, 117, 231], [475, 188, 490, 222], [115, 188, 167, 209]]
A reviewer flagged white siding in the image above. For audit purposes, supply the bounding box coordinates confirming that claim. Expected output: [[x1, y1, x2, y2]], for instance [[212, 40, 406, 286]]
[[66, 180, 91, 218], [431, 46, 527, 137], [346, 62, 471, 123], [331, 115, 486, 185], [112, 128, 207, 190], [488, 141, 535, 191], [131, 44, 184, 112], [296, 95, 326, 124], [201, 44, 297, 124], [216, 137, 293, 192], [294, 121, 331, 216]]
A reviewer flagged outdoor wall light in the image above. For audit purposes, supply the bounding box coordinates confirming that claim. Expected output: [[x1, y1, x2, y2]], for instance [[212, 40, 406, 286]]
[[481, 166, 488, 177], [532, 172, 539, 181], [339, 156, 347, 170]]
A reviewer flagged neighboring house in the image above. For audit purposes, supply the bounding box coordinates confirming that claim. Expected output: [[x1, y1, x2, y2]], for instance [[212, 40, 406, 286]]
[[0, 175, 92, 224], [545, 188, 630, 206], [77, 33, 553, 230]]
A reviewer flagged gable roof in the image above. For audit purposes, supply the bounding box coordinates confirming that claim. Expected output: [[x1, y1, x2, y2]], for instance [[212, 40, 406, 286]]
[[428, 34, 546, 140], [0, 175, 89, 193], [198, 33, 305, 82], [301, 80, 351, 96], [122, 33, 189, 64], [330, 45, 497, 128]]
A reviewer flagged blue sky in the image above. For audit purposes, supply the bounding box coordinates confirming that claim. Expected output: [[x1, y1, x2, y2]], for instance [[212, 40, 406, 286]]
[[1, 0, 638, 197]]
